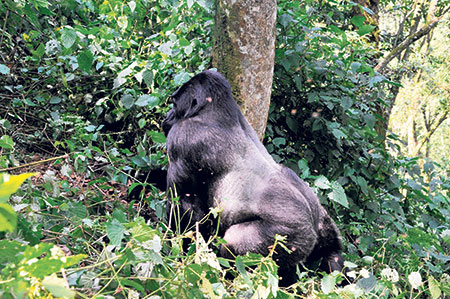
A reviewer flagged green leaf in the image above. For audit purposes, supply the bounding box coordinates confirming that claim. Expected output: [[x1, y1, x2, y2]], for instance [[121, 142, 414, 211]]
[[131, 223, 155, 242], [357, 274, 377, 293], [8, 279, 28, 299], [0, 64, 10, 75], [27, 258, 64, 279], [120, 94, 134, 109], [350, 61, 361, 73], [24, 242, 53, 260], [407, 179, 422, 191], [174, 71, 190, 85], [351, 15, 365, 27], [135, 95, 159, 108], [159, 42, 173, 55], [24, 4, 41, 29], [32, 43, 45, 59], [42, 274, 75, 298], [0, 173, 38, 203], [331, 128, 346, 140], [429, 275, 442, 299], [131, 156, 150, 167], [0, 203, 16, 232], [122, 278, 145, 293], [368, 75, 385, 87], [281, 58, 291, 71], [357, 176, 368, 195], [358, 25, 376, 36], [106, 218, 125, 246], [341, 96, 353, 110], [142, 69, 153, 87], [32, 0, 50, 9], [0, 240, 26, 264], [84, 125, 96, 132], [321, 274, 336, 294], [63, 254, 87, 267], [423, 162, 434, 173], [49, 96, 61, 104], [236, 256, 253, 287], [297, 159, 310, 178], [406, 228, 436, 247], [364, 114, 376, 129], [315, 175, 330, 189], [61, 27, 77, 48], [279, 14, 293, 27], [441, 229, 450, 245], [272, 137, 286, 147], [293, 75, 302, 90], [286, 116, 298, 133], [0, 135, 14, 149], [149, 131, 166, 143], [185, 264, 203, 284], [179, 37, 190, 47], [312, 119, 322, 131], [138, 118, 146, 128], [77, 50, 94, 73], [328, 181, 349, 208]]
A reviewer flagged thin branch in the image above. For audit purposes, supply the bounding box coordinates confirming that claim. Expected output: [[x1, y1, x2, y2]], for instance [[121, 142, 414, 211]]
[[375, 6, 450, 72], [0, 9, 9, 48], [413, 112, 449, 156], [0, 154, 69, 172]]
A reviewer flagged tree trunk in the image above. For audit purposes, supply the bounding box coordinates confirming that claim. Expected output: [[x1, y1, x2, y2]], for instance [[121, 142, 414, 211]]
[[213, 0, 277, 140]]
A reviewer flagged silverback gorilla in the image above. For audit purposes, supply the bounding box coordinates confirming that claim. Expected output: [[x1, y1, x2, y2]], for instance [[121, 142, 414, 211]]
[[162, 70, 345, 286]]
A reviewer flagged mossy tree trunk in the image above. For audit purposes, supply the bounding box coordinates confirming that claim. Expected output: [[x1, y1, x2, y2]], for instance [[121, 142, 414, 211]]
[[213, 0, 277, 140]]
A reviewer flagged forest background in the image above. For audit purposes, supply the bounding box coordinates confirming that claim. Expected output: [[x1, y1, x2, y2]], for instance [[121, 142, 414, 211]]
[[0, 0, 449, 298]]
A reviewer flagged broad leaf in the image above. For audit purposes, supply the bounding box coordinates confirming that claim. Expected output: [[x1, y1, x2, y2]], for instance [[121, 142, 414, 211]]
[[42, 274, 75, 298], [0, 173, 38, 203], [321, 274, 336, 294], [149, 131, 166, 143], [120, 94, 134, 109], [135, 95, 159, 108], [77, 50, 94, 73], [328, 181, 349, 208], [315, 175, 330, 189], [0, 64, 10, 75], [106, 219, 125, 246], [0, 203, 16, 232], [358, 25, 376, 36], [0, 135, 14, 149], [61, 27, 77, 48]]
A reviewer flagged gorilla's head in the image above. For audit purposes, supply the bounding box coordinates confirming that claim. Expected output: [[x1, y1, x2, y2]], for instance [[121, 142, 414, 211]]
[[162, 70, 240, 135]]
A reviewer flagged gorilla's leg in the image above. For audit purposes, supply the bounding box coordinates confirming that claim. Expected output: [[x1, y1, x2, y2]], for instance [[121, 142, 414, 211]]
[[219, 220, 317, 286], [219, 221, 272, 258]]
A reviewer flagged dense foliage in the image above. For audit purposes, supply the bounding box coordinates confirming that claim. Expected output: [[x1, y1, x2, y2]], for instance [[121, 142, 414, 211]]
[[0, 0, 449, 298]]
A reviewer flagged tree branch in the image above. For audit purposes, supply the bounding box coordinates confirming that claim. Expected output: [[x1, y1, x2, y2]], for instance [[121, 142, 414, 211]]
[[413, 112, 449, 156], [375, 7, 450, 72]]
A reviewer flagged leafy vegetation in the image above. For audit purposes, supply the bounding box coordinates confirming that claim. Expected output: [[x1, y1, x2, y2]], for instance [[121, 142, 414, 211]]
[[0, 0, 449, 298]]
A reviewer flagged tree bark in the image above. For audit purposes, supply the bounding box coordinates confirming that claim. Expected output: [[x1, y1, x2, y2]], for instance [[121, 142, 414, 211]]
[[213, 0, 277, 140]]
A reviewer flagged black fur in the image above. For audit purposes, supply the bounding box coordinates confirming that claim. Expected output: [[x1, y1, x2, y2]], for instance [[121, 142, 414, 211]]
[[163, 70, 346, 286]]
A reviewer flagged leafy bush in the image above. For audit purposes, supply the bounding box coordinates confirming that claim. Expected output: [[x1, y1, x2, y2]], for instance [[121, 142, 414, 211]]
[[267, 1, 449, 297]]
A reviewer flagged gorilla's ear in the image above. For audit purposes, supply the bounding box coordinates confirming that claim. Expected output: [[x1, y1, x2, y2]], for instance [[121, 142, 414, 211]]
[[173, 76, 210, 119]]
